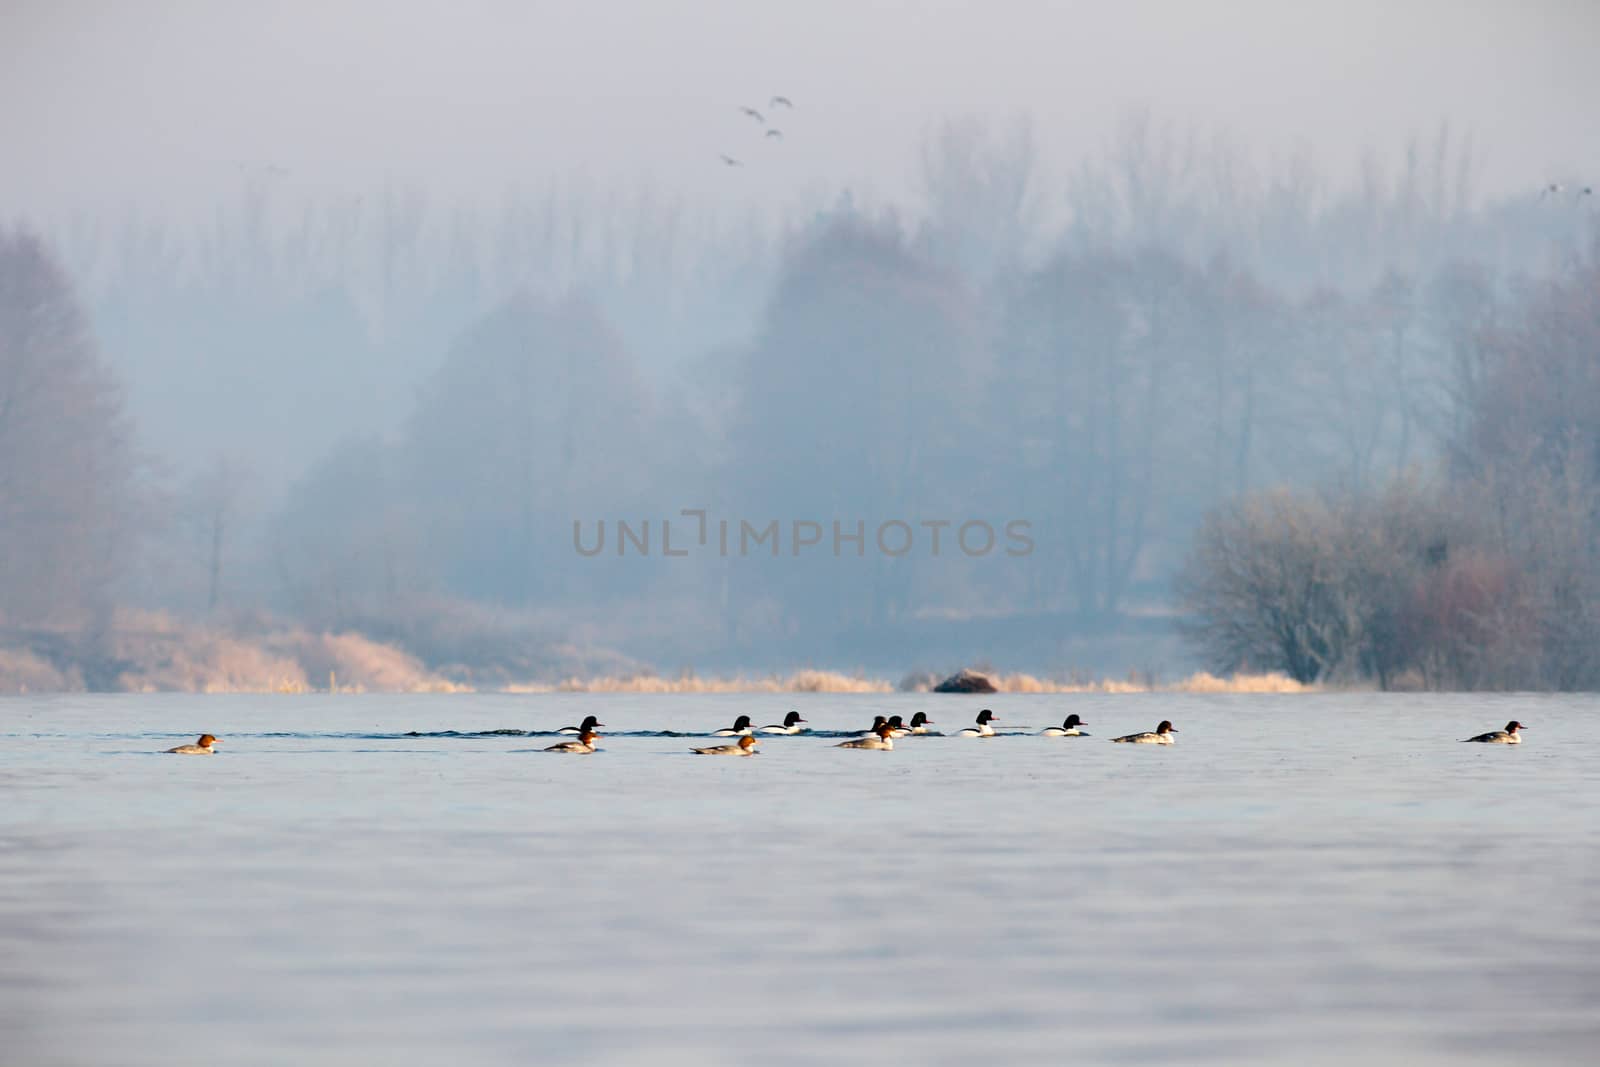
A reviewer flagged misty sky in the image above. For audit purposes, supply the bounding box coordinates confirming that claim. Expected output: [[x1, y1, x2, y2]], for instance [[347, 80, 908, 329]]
[[4, 0, 1598, 222]]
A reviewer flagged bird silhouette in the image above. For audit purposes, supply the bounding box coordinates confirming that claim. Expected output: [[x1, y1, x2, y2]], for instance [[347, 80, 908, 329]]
[[770, 95, 793, 109], [738, 106, 765, 124], [765, 129, 783, 140], [719, 154, 744, 167]]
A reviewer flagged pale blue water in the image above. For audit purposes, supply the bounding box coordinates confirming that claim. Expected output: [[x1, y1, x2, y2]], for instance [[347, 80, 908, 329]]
[[4, 692, 1597, 1065]]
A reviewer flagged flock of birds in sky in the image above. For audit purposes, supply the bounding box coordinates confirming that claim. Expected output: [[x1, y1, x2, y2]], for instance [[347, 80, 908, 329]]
[[159, 716, 1529, 755], [719, 95, 794, 168]]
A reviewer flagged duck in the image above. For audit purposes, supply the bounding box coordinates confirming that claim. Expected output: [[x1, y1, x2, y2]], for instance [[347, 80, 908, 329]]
[[907, 711, 935, 734], [837, 724, 895, 750], [1041, 714, 1088, 737], [1110, 720, 1177, 744], [885, 715, 912, 738], [1461, 720, 1525, 744], [166, 734, 220, 755], [544, 730, 600, 754], [692, 735, 761, 756], [713, 714, 755, 737], [954, 709, 999, 737], [853, 715, 889, 737], [557, 715, 606, 735], [758, 711, 808, 734]]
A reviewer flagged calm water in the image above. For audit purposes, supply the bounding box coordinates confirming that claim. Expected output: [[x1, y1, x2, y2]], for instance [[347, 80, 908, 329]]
[[3, 692, 1597, 1066]]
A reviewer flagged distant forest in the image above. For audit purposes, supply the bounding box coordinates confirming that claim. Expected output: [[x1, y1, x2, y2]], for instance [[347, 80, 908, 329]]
[[3, 115, 1597, 688]]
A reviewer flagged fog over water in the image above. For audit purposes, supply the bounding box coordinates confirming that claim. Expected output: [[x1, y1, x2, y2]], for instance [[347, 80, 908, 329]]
[[3, 1, 1599, 679]]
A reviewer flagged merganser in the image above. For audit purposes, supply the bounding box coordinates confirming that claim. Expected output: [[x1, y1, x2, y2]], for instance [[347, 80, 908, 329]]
[[1111, 720, 1177, 744], [885, 715, 911, 738], [692, 735, 761, 756], [1041, 714, 1088, 737], [907, 711, 934, 734], [837, 724, 894, 750], [166, 734, 220, 755], [955, 709, 999, 737], [557, 715, 606, 735], [758, 711, 808, 734], [713, 715, 755, 737], [1461, 721, 1525, 744], [545, 730, 600, 754], [851, 715, 889, 737]]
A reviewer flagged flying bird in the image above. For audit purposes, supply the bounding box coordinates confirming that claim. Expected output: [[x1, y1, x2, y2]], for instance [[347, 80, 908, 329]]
[[765, 129, 783, 140], [738, 106, 765, 124], [770, 95, 793, 109], [719, 154, 744, 167]]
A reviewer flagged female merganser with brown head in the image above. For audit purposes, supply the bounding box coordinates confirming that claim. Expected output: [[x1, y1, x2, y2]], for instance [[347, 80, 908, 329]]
[[1042, 714, 1088, 737], [692, 735, 761, 756], [1111, 720, 1177, 744], [955, 709, 998, 737], [713, 715, 755, 737], [837, 724, 895, 750], [1461, 721, 1525, 744], [166, 734, 220, 755], [758, 711, 807, 734], [545, 730, 600, 754], [557, 714, 606, 735]]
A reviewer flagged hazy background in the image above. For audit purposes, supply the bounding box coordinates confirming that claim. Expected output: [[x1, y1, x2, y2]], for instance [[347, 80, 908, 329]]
[[2, 0, 1598, 686]]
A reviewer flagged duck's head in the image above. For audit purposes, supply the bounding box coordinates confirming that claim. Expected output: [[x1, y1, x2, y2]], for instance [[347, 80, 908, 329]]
[[870, 715, 888, 730], [739, 735, 759, 750], [910, 712, 931, 727], [1063, 714, 1084, 728], [1156, 720, 1176, 734], [976, 709, 997, 724], [1505, 721, 1525, 733], [876, 724, 895, 739], [731, 714, 753, 730], [580, 715, 605, 731], [886, 715, 906, 729], [197, 734, 219, 746], [784, 711, 806, 726]]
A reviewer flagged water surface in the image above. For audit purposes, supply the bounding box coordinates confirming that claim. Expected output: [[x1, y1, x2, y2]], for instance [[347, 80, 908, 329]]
[[4, 692, 1596, 1065]]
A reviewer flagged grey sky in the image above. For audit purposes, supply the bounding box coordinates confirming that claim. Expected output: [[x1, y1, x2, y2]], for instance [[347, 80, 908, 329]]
[[4, 0, 1597, 220]]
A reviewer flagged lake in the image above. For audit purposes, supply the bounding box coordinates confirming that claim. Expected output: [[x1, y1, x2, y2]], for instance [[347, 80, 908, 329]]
[[3, 692, 1596, 1065]]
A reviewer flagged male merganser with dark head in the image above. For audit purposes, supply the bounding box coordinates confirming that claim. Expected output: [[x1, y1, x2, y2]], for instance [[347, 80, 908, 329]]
[[1111, 720, 1177, 744], [692, 735, 760, 756], [1042, 714, 1088, 737], [955, 709, 999, 737], [907, 711, 934, 734], [758, 711, 808, 734], [166, 734, 220, 755], [713, 715, 755, 737], [557, 715, 606, 735], [837, 724, 895, 750], [885, 715, 912, 738], [1461, 721, 1525, 744], [545, 730, 600, 754]]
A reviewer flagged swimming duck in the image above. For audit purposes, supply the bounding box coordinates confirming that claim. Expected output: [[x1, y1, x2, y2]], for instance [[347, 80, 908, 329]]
[[692, 735, 761, 756], [713, 715, 755, 737], [1461, 720, 1525, 744], [1110, 720, 1177, 744], [837, 725, 895, 750], [1041, 714, 1088, 737], [758, 711, 808, 734], [906, 711, 934, 734], [954, 709, 999, 737], [166, 734, 220, 755], [545, 730, 600, 754]]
